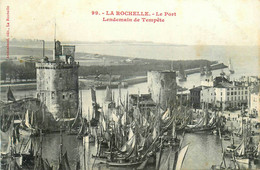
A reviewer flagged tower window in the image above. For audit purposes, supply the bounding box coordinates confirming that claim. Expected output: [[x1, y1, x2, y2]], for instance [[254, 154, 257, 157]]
[[70, 94, 72, 98], [63, 95, 65, 99], [59, 73, 62, 78]]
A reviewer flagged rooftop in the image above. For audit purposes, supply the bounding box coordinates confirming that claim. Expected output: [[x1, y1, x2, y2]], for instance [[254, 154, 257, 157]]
[[189, 86, 203, 91]]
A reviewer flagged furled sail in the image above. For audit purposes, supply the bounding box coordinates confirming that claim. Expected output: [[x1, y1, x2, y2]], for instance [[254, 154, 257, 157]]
[[91, 87, 97, 104], [120, 135, 136, 153], [161, 108, 170, 121], [105, 86, 113, 102], [22, 138, 33, 155], [25, 110, 32, 129]]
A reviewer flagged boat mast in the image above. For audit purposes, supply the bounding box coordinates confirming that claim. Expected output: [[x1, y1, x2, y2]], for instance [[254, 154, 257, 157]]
[[219, 128, 226, 168], [53, 20, 56, 60]]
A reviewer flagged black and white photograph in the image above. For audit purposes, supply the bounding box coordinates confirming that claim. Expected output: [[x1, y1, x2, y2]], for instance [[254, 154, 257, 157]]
[[0, 0, 259, 169]]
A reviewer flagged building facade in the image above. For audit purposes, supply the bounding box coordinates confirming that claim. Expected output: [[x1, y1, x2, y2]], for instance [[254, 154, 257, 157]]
[[200, 86, 215, 108], [214, 82, 249, 110], [189, 86, 202, 109], [250, 87, 259, 116]]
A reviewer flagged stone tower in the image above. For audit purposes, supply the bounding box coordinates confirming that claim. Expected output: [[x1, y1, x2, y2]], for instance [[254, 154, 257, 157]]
[[36, 40, 79, 119], [147, 71, 177, 110]]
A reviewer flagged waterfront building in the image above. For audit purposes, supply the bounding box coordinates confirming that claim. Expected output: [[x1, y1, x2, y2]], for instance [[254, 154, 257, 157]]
[[200, 81, 249, 110], [36, 41, 79, 120], [200, 86, 215, 108], [199, 76, 250, 110], [249, 86, 259, 117], [189, 86, 202, 109], [214, 81, 249, 109], [147, 70, 177, 110], [176, 90, 190, 106]]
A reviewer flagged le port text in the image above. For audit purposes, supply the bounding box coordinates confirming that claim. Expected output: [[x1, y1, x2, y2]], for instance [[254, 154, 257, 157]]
[[91, 10, 176, 23]]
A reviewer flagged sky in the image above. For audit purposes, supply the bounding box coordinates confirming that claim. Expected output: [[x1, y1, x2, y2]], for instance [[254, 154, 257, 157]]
[[0, 0, 259, 46]]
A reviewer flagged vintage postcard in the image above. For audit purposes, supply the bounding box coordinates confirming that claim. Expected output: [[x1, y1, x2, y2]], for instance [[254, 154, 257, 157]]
[[0, 0, 259, 170]]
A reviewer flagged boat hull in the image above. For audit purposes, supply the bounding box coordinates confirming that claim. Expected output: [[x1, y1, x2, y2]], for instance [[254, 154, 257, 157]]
[[106, 161, 143, 167]]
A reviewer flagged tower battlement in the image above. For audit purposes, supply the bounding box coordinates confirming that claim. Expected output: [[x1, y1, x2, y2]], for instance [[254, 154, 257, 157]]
[[36, 61, 79, 69]]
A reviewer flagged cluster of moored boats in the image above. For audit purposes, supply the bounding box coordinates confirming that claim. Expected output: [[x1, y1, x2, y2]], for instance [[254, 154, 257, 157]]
[[211, 109, 259, 169], [1, 86, 259, 170]]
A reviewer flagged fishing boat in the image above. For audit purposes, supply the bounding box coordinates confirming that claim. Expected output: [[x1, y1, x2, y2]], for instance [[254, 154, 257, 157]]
[[211, 128, 240, 169], [185, 105, 217, 133], [225, 133, 239, 157], [157, 132, 189, 170], [90, 88, 102, 127], [228, 59, 235, 74], [56, 126, 71, 170], [1, 117, 36, 169], [20, 138, 35, 166], [19, 110, 40, 137], [33, 131, 53, 170]]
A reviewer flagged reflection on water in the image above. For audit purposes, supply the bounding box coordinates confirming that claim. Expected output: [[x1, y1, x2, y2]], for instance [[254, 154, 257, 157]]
[[182, 133, 223, 169], [1, 131, 259, 169], [41, 134, 81, 169]]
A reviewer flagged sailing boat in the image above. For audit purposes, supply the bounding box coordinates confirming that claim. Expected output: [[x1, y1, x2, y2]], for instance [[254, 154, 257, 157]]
[[234, 118, 250, 165], [1, 117, 23, 169], [68, 91, 83, 135], [20, 110, 39, 136], [185, 104, 216, 133], [20, 138, 35, 166], [90, 87, 101, 127], [57, 128, 71, 170], [157, 132, 189, 170], [178, 64, 187, 81], [76, 118, 89, 139], [33, 131, 53, 170], [228, 59, 235, 74], [175, 144, 189, 170], [7, 86, 16, 102]]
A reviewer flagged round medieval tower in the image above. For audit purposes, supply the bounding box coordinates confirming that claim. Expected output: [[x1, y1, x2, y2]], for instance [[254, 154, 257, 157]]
[[147, 70, 177, 110], [36, 41, 79, 120]]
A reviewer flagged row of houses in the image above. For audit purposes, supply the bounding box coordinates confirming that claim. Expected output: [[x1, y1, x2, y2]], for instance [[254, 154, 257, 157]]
[[184, 75, 259, 115]]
